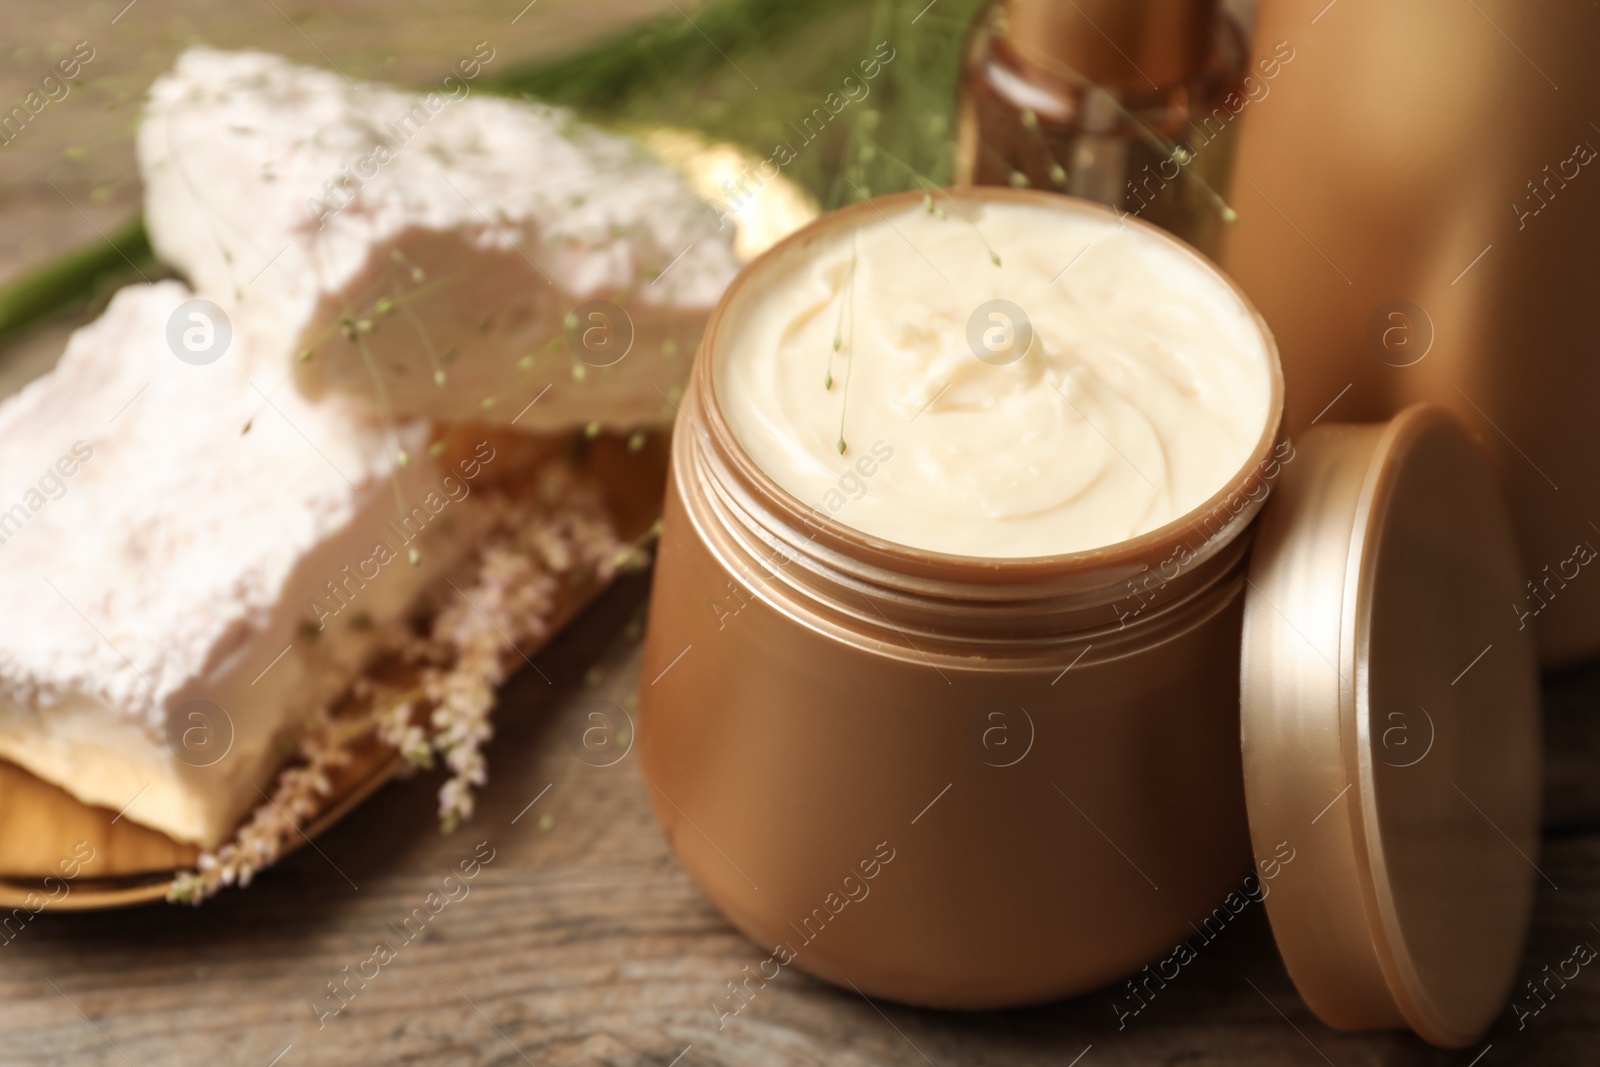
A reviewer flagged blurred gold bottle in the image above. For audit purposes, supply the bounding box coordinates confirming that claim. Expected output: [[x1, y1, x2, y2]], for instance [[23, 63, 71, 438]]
[[955, 0, 1250, 258], [1221, 0, 1600, 665]]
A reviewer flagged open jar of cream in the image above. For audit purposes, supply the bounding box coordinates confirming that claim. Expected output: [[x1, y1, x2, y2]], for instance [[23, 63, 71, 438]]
[[638, 188, 1541, 1046]]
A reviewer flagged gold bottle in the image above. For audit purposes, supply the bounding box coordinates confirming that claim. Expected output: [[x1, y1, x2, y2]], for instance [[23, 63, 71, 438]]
[[955, 0, 1249, 258], [1221, 0, 1600, 665]]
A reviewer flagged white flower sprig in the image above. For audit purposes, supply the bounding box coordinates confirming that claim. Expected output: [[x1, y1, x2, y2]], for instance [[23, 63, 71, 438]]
[[170, 463, 641, 905]]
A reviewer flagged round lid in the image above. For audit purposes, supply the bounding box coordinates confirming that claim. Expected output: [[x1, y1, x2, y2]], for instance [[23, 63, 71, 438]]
[[1240, 403, 1541, 1047]]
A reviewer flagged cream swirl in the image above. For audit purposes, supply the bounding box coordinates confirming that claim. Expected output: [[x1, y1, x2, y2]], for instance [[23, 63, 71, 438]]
[[712, 197, 1273, 558]]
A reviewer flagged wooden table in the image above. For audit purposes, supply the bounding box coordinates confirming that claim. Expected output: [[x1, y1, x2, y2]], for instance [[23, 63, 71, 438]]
[[0, 559, 1596, 1066]]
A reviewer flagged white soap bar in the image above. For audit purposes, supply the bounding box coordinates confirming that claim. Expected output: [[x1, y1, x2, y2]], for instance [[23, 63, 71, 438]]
[[714, 199, 1274, 558], [0, 281, 493, 847], [138, 47, 739, 432]]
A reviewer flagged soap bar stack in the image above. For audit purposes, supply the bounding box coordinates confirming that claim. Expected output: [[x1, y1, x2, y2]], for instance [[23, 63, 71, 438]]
[[0, 49, 738, 849]]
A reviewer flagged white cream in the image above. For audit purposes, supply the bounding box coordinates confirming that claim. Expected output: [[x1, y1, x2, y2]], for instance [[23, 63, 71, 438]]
[[713, 198, 1273, 558]]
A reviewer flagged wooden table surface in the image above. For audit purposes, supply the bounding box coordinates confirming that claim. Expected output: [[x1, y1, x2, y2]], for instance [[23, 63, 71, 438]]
[[4, 3, 1600, 1065], [0, 558, 1595, 1066]]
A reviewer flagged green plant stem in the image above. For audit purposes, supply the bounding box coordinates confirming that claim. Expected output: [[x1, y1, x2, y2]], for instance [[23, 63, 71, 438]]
[[0, 217, 158, 342]]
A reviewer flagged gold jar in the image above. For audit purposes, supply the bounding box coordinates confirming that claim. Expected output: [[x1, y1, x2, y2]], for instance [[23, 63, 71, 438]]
[[638, 188, 1540, 1044]]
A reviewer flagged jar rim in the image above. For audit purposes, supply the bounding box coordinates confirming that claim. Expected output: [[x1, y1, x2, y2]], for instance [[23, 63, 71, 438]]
[[692, 186, 1286, 588]]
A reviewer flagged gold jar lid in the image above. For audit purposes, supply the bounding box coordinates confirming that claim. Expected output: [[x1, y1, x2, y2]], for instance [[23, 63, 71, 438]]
[[1241, 403, 1541, 1047]]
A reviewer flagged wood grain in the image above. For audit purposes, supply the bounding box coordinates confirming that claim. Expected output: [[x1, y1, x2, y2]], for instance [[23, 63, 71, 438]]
[[3, 573, 1599, 1066]]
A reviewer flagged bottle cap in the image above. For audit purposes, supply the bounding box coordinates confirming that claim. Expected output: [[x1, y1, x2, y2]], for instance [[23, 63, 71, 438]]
[[1002, 0, 1217, 87]]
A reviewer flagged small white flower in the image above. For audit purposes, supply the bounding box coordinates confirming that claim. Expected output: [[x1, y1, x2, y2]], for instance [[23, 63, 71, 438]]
[[166, 463, 641, 904]]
